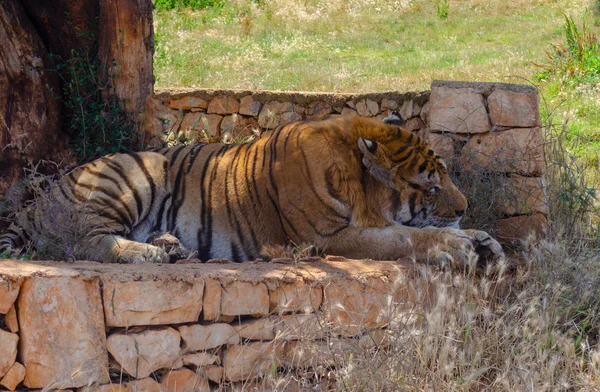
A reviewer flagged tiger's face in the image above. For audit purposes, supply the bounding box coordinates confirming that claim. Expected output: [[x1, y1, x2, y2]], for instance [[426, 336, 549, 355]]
[[358, 124, 467, 229]]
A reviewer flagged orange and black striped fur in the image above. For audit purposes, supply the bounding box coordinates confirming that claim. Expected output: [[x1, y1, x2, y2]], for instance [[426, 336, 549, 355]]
[[0, 115, 503, 265]]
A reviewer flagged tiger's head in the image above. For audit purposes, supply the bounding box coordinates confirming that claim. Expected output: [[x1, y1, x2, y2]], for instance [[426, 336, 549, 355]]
[[356, 114, 467, 229]]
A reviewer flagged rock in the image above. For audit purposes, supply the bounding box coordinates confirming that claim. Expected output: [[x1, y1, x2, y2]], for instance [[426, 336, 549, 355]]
[[404, 117, 425, 132], [306, 101, 333, 119], [168, 96, 208, 110], [0, 329, 18, 378], [340, 107, 358, 117], [202, 278, 222, 322], [420, 101, 430, 123], [221, 281, 269, 318], [496, 214, 548, 244], [381, 98, 399, 111], [179, 112, 222, 141], [0, 362, 25, 391], [239, 95, 262, 116], [346, 100, 356, 109], [223, 342, 285, 382], [488, 88, 540, 128], [459, 128, 545, 176], [232, 317, 276, 341], [0, 278, 20, 314], [400, 100, 420, 120], [427, 133, 455, 162], [178, 323, 239, 351], [269, 281, 322, 314], [182, 353, 219, 368], [281, 340, 348, 368], [258, 101, 303, 129], [102, 278, 204, 327], [355, 99, 379, 117], [323, 276, 400, 336], [18, 276, 108, 388], [495, 176, 548, 216], [160, 368, 210, 392], [201, 365, 223, 384], [79, 378, 163, 392], [106, 327, 182, 379], [5, 305, 18, 332], [275, 313, 328, 340], [207, 96, 240, 115], [429, 86, 490, 133]]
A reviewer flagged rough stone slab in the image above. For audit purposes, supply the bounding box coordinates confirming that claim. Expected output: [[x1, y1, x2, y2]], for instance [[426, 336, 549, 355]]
[[497, 214, 548, 244], [324, 276, 413, 337], [179, 112, 222, 140], [400, 99, 420, 120], [430, 86, 490, 133], [258, 101, 304, 129], [381, 98, 399, 111], [160, 368, 210, 392], [275, 313, 328, 340], [202, 277, 222, 322], [232, 317, 276, 341], [0, 362, 25, 391], [182, 353, 219, 368], [281, 340, 348, 368], [168, 96, 208, 110], [405, 117, 425, 132], [0, 277, 20, 314], [102, 278, 204, 327], [340, 107, 358, 117], [306, 101, 333, 118], [18, 276, 108, 389], [79, 378, 163, 392], [207, 96, 240, 115], [428, 133, 455, 162], [355, 99, 379, 117], [269, 280, 322, 314], [178, 323, 239, 351], [460, 128, 545, 175], [0, 329, 18, 378], [239, 95, 262, 116], [202, 365, 224, 384], [5, 305, 18, 333], [106, 328, 182, 379], [420, 101, 430, 123], [223, 342, 285, 382], [488, 88, 540, 128], [221, 281, 269, 318], [496, 175, 548, 216]]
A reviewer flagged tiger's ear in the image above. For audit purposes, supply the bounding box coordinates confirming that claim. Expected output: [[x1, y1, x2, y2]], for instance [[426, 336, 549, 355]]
[[358, 137, 394, 187]]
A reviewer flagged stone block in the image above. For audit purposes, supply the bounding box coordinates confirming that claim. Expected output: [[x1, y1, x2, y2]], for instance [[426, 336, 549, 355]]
[[400, 99, 420, 120], [459, 128, 545, 176], [381, 98, 399, 111], [0, 277, 20, 314], [323, 277, 401, 336], [269, 280, 322, 314], [5, 305, 18, 332], [223, 342, 285, 382], [18, 276, 108, 389], [0, 362, 25, 391], [239, 96, 262, 116], [178, 323, 239, 351], [306, 101, 333, 118], [202, 278, 221, 322], [404, 117, 425, 132], [420, 101, 430, 123], [495, 175, 548, 216], [427, 133, 455, 162], [182, 353, 219, 368], [221, 114, 258, 140], [488, 88, 540, 128], [168, 96, 208, 110], [221, 281, 269, 318], [160, 368, 210, 392], [281, 340, 348, 368], [430, 86, 490, 133], [207, 96, 240, 115], [79, 378, 163, 392], [497, 214, 548, 244], [106, 328, 182, 379], [340, 107, 358, 117], [232, 317, 276, 341], [179, 112, 222, 141], [275, 313, 328, 340], [355, 99, 379, 117], [102, 279, 203, 327], [201, 365, 223, 384], [258, 101, 303, 129], [0, 329, 18, 378]]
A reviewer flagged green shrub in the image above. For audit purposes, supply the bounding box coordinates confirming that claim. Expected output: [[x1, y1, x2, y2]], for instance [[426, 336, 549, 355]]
[[153, 0, 225, 11]]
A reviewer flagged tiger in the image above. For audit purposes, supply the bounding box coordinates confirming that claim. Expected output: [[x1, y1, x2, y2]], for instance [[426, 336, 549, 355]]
[[0, 114, 504, 266]]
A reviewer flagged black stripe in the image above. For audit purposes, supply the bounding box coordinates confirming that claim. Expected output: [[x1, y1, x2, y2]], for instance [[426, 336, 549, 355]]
[[197, 148, 219, 261], [82, 167, 124, 193], [129, 152, 157, 217], [102, 159, 144, 222], [266, 189, 297, 240], [393, 144, 410, 157], [408, 192, 417, 217], [186, 143, 208, 173], [418, 159, 428, 174], [152, 193, 172, 232], [75, 182, 136, 226], [230, 242, 244, 263], [169, 145, 188, 167]]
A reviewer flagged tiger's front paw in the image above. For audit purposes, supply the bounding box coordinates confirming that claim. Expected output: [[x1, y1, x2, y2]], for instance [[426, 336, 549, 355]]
[[463, 229, 505, 266], [117, 243, 170, 264], [412, 227, 476, 269]]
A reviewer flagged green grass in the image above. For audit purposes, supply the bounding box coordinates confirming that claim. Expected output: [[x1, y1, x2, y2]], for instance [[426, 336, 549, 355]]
[[153, 0, 593, 92]]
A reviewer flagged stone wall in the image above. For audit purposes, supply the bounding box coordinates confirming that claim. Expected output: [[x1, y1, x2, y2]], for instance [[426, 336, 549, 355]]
[[0, 258, 429, 391], [142, 80, 547, 244]]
